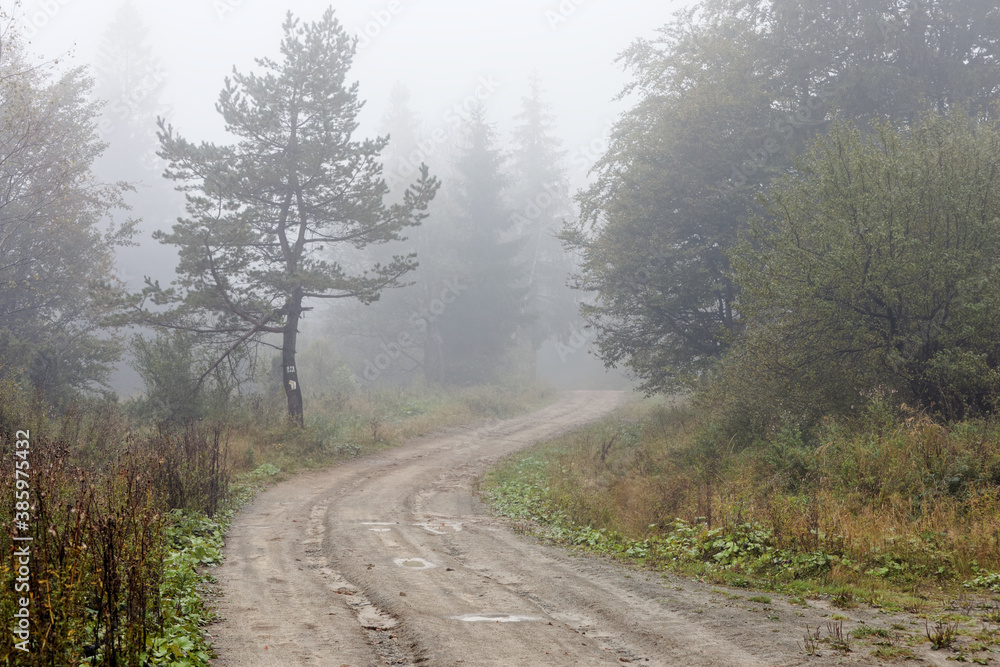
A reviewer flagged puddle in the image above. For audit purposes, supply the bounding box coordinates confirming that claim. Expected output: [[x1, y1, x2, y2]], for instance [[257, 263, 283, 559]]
[[449, 614, 542, 623], [393, 557, 436, 569]]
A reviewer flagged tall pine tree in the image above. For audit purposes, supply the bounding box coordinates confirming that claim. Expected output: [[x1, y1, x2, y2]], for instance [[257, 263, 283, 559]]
[[135, 9, 438, 425]]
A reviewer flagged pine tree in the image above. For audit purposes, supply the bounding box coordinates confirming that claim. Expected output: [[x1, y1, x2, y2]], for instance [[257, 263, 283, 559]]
[[136, 9, 439, 425]]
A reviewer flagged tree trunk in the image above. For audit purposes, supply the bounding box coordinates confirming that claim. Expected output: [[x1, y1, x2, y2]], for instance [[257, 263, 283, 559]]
[[282, 294, 304, 427]]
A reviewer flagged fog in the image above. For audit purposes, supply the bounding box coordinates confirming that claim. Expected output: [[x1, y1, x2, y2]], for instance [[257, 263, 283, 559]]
[[13, 0, 698, 396], [23, 0, 690, 186]]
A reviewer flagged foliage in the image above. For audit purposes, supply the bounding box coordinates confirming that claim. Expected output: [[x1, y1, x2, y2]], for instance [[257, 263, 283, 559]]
[[336, 77, 575, 388], [291, 338, 358, 402], [130, 330, 240, 424], [508, 74, 579, 357], [150, 423, 231, 517], [0, 408, 163, 664], [0, 378, 234, 665], [562, 39, 759, 392], [142, 511, 226, 667], [133, 8, 439, 424], [327, 83, 443, 388], [731, 110, 1000, 422], [0, 32, 135, 403], [563, 0, 1000, 394]]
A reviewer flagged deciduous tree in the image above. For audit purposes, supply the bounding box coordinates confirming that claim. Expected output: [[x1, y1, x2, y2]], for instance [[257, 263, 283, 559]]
[[731, 110, 1000, 421], [0, 31, 135, 402], [564, 0, 1000, 394]]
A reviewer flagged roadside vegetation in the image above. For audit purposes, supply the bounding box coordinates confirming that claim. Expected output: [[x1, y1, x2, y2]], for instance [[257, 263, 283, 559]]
[[0, 378, 552, 666], [485, 108, 1000, 626], [483, 14, 1000, 658]]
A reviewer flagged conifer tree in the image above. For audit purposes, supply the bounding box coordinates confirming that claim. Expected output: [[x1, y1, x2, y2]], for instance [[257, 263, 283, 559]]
[[509, 75, 578, 364], [428, 103, 529, 383], [136, 9, 438, 425]]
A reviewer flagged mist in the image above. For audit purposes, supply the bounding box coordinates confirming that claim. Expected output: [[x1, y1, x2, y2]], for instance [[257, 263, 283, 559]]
[[8, 2, 1000, 663], [5, 0, 692, 397]]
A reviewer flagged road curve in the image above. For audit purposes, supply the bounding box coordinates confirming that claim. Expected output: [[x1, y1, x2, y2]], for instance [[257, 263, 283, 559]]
[[210, 391, 928, 666]]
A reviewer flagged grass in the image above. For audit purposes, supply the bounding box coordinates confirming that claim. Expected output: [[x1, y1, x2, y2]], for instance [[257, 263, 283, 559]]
[[478, 394, 1000, 662], [482, 397, 1000, 598], [223, 382, 556, 476]]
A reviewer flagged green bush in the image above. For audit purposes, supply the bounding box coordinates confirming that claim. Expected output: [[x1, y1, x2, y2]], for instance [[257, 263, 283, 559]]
[[731, 109, 1000, 423]]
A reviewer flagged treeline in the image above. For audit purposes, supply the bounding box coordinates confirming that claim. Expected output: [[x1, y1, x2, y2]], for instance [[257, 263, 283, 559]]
[[0, 4, 584, 428], [113, 7, 582, 427], [0, 5, 577, 662], [565, 0, 1000, 432], [481, 3, 1000, 628], [338, 74, 582, 391]]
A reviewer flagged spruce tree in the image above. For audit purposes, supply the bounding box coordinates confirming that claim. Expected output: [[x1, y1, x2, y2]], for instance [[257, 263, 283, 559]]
[[429, 103, 529, 384], [509, 75, 578, 366]]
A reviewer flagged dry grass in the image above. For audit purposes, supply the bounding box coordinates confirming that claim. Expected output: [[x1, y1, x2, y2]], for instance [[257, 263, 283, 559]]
[[489, 395, 1000, 601]]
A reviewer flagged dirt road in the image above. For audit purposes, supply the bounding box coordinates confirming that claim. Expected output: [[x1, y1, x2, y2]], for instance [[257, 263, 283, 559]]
[[210, 391, 951, 666]]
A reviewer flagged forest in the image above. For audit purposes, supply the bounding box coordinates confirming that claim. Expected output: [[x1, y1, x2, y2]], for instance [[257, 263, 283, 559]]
[[3, 0, 1000, 663]]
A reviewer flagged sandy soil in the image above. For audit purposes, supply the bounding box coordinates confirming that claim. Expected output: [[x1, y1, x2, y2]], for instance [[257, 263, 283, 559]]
[[209, 391, 956, 666]]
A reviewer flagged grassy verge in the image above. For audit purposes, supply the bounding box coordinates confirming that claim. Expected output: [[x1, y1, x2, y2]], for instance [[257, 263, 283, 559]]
[[479, 396, 1000, 660], [221, 382, 556, 476]]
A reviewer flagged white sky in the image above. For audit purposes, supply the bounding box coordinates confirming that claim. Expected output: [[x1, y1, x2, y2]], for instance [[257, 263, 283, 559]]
[[17, 0, 696, 186]]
